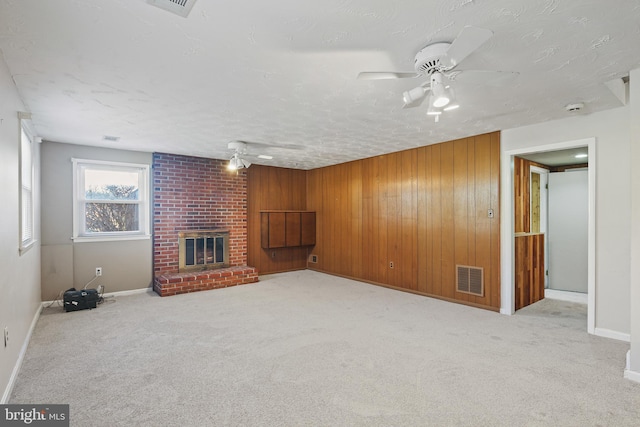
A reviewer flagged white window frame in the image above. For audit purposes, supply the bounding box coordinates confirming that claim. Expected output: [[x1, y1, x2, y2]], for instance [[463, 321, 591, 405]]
[[19, 120, 36, 254], [72, 158, 150, 242]]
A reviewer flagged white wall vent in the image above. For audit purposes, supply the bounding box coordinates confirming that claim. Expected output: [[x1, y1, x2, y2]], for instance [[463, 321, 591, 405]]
[[147, 0, 197, 18], [456, 265, 484, 297]]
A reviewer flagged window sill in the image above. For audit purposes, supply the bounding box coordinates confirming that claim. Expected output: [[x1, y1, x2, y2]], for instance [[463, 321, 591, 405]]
[[19, 239, 37, 255], [72, 234, 151, 243]]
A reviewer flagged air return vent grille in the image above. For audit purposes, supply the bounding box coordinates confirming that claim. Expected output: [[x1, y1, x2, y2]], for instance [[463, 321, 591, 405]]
[[456, 265, 484, 297], [147, 0, 197, 17]]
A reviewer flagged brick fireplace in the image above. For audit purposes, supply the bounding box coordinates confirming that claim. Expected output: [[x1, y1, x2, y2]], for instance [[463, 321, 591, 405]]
[[152, 153, 258, 296]]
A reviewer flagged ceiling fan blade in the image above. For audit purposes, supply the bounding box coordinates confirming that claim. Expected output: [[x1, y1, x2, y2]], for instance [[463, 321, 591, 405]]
[[439, 26, 494, 70], [357, 71, 419, 80], [448, 70, 519, 86]]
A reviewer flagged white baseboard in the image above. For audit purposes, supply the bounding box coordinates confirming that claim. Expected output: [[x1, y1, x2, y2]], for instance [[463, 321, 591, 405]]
[[594, 327, 630, 342], [102, 287, 151, 298], [1, 304, 42, 404], [625, 350, 640, 383], [624, 368, 640, 383], [544, 289, 588, 304], [41, 287, 151, 306]]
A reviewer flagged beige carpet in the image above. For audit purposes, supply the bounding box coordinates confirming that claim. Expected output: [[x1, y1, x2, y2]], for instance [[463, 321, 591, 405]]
[[10, 270, 640, 426]]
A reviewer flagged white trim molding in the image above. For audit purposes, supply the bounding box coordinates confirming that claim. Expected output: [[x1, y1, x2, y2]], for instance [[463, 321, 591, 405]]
[[71, 158, 151, 241], [625, 351, 640, 383], [544, 289, 588, 304], [594, 328, 630, 343], [102, 287, 152, 298], [41, 287, 152, 306]]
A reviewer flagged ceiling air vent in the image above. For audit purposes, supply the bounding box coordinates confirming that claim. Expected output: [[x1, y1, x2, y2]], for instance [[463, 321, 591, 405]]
[[456, 265, 484, 297], [147, 0, 197, 18]]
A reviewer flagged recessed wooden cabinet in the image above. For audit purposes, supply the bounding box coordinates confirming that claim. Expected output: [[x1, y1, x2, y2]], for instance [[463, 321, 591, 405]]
[[300, 212, 316, 246], [261, 212, 286, 248], [261, 211, 316, 249]]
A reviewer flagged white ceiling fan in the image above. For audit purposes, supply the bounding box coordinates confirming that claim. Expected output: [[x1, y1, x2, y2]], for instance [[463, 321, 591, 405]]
[[358, 26, 517, 120], [227, 141, 253, 170], [226, 140, 304, 170]]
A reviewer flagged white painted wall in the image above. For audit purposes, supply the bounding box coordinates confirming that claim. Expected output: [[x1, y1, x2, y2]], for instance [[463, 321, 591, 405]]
[[40, 142, 153, 301], [0, 54, 42, 402], [502, 106, 631, 335], [627, 68, 640, 380]]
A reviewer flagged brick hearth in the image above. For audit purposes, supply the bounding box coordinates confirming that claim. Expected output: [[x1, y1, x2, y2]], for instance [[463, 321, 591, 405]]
[[152, 153, 258, 296], [153, 266, 258, 297]]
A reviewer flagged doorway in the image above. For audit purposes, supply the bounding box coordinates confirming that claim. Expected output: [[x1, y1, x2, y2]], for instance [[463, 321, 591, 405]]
[[548, 168, 588, 293], [528, 161, 589, 295], [501, 138, 595, 334]]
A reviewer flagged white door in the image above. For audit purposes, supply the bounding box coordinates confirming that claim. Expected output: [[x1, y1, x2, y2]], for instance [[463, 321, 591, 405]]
[[548, 170, 588, 293]]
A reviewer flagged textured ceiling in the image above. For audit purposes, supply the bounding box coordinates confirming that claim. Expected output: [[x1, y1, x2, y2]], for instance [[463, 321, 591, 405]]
[[1, 0, 639, 169]]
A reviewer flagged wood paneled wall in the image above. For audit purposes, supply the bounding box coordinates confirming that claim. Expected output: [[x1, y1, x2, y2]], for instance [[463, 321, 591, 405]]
[[247, 166, 308, 274], [306, 132, 501, 310]]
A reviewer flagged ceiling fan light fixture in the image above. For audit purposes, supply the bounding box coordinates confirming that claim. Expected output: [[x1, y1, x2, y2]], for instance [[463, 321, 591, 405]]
[[228, 153, 251, 171], [430, 72, 450, 108], [403, 86, 427, 106], [432, 95, 450, 108], [227, 155, 240, 171], [427, 93, 444, 114], [442, 87, 459, 111], [426, 94, 442, 122], [426, 101, 442, 116]]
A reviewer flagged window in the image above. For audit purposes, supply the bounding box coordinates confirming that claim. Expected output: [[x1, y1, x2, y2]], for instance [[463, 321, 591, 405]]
[[19, 125, 35, 252], [73, 159, 150, 242]]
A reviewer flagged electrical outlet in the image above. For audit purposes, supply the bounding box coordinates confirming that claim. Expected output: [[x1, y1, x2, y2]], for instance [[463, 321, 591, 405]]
[[271, 252, 276, 258], [96, 267, 102, 276], [390, 261, 394, 269], [4, 326, 8, 347]]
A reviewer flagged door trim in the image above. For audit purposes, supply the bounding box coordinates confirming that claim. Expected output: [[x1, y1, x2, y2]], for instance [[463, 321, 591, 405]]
[[501, 137, 596, 335]]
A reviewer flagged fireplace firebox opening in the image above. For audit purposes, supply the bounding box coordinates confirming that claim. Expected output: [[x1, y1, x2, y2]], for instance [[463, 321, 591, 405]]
[[178, 230, 229, 272]]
